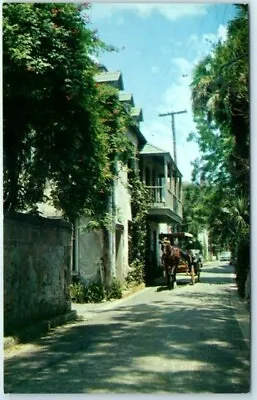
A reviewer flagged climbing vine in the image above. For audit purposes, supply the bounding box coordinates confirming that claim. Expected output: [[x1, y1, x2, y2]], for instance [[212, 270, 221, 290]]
[[3, 3, 109, 219], [84, 83, 136, 229], [3, 2, 135, 225], [127, 170, 150, 284]]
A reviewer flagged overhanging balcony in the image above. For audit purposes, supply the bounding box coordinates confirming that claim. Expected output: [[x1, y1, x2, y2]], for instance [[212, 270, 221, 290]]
[[139, 143, 183, 225], [146, 185, 183, 224]]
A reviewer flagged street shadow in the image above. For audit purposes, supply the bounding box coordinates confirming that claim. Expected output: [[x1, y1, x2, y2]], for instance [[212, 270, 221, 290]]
[[203, 266, 234, 274], [156, 281, 190, 292], [156, 286, 169, 292], [199, 265, 235, 285], [151, 264, 234, 290], [200, 276, 234, 284], [4, 285, 250, 394]]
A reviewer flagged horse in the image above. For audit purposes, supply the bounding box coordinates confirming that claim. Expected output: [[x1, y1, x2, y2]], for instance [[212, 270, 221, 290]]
[[161, 241, 194, 289]]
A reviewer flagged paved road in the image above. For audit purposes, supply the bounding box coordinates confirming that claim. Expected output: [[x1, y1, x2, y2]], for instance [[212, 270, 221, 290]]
[[4, 262, 250, 394]]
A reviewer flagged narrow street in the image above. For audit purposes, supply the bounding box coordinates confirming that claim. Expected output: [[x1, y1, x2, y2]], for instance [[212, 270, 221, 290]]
[[4, 261, 250, 394]]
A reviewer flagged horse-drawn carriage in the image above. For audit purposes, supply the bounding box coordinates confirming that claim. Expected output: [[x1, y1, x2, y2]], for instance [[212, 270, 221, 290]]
[[159, 232, 202, 289]]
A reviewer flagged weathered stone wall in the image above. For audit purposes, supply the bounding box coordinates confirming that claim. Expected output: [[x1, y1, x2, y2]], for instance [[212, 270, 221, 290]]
[[77, 217, 104, 284], [4, 212, 72, 335]]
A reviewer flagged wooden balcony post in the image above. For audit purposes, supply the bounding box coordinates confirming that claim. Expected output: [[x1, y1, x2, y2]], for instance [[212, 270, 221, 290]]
[[169, 162, 172, 191], [150, 167, 153, 186], [178, 176, 182, 200], [171, 164, 175, 194], [164, 155, 168, 204], [163, 155, 168, 183]]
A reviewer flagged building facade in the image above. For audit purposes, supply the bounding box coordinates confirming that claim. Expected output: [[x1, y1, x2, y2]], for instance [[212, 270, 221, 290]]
[[139, 143, 183, 275], [36, 66, 184, 287]]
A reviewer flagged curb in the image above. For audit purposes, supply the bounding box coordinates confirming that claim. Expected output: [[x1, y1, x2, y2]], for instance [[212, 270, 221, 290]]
[[229, 286, 250, 349], [4, 310, 77, 350], [71, 282, 147, 319], [121, 282, 146, 299]]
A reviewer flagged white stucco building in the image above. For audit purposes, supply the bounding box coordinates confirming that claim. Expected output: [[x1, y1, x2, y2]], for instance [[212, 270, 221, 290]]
[[36, 65, 184, 287], [69, 67, 146, 287], [139, 143, 183, 277]]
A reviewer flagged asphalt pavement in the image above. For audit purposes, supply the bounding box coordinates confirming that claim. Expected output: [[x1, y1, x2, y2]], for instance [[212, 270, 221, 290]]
[[4, 261, 250, 394]]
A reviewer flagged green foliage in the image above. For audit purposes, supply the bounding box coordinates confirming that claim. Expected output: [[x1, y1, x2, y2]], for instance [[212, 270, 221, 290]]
[[70, 277, 122, 303], [95, 84, 135, 171], [106, 278, 122, 300], [182, 182, 208, 236], [3, 3, 134, 225], [84, 281, 105, 303], [190, 5, 249, 193], [70, 281, 105, 303], [70, 282, 86, 303], [125, 259, 145, 285], [183, 178, 249, 251], [189, 5, 249, 295], [127, 171, 150, 284], [79, 84, 136, 229], [3, 3, 107, 219]]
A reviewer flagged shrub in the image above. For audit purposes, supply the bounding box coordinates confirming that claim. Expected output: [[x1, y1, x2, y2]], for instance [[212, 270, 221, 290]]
[[126, 259, 145, 286], [70, 281, 104, 303], [84, 281, 105, 303], [70, 282, 85, 303], [106, 278, 122, 300], [70, 278, 123, 303]]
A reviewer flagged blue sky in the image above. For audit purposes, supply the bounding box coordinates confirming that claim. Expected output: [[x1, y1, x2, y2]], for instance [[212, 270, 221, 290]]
[[88, 3, 237, 182]]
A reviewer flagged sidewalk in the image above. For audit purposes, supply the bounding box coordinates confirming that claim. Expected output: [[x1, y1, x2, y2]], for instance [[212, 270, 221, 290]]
[[229, 282, 250, 349], [71, 282, 145, 320], [4, 310, 77, 350]]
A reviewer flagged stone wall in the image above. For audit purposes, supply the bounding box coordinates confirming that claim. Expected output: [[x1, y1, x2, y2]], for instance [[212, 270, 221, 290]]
[[77, 217, 104, 284], [4, 212, 72, 336]]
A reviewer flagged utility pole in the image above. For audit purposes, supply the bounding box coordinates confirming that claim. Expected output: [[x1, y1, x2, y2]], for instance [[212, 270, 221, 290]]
[[159, 110, 187, 165]]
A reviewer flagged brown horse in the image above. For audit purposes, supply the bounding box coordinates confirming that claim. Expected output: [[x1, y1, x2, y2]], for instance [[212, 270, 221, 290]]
[[161, 241, 194, 288]]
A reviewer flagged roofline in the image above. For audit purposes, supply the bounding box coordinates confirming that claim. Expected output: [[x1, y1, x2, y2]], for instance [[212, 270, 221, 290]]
[[94, 71, 124, 90], [128, 124, 147, 146], [140, 147, 183, 177], [131, 107, 143, 121], [140, 150, 170, 156]]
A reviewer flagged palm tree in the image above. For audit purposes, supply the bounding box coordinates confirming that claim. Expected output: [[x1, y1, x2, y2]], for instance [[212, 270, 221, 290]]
[[190, 5, 249, 195]]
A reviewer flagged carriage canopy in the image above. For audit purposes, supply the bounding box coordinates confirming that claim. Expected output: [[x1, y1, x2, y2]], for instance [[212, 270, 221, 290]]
[[159, 232, 201, 251]]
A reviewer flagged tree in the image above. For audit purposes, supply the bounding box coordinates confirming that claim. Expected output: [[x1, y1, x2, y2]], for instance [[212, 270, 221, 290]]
[[182, 182, 208, 236], [3, 3, 118, 221], [190, 5, 249, 194], [3, 3, 152, 292], [189, 5, 249, 296]]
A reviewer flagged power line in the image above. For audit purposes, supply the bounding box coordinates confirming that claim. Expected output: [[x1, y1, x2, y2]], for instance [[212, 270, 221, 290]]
[[159, 110, 187, 165]]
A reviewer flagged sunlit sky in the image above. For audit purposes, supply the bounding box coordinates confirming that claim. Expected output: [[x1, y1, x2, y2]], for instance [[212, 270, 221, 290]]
[[87, 2, 237, 182]]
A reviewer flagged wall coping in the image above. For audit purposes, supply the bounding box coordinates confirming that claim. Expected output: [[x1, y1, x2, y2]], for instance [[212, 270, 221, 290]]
[[4, 211, 72, 231]]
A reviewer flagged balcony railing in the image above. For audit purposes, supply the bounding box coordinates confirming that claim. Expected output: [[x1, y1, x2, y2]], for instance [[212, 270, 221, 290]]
[[146, 186, 182, 218], [173, 195, 182, 218]]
